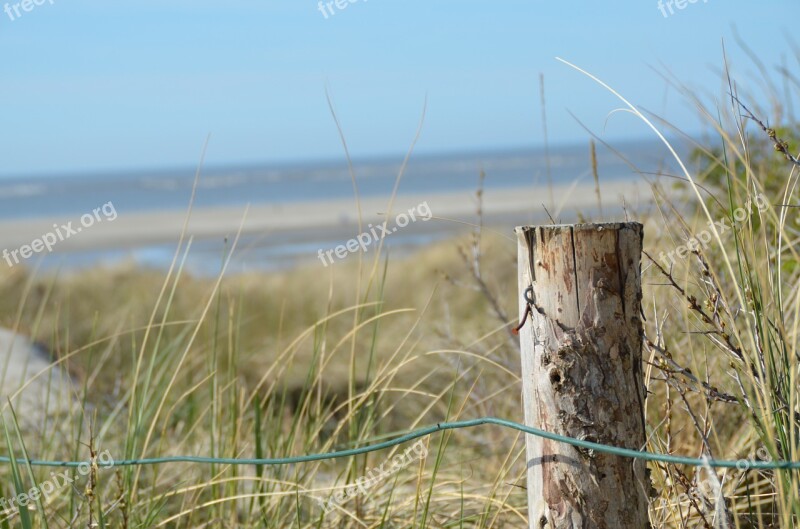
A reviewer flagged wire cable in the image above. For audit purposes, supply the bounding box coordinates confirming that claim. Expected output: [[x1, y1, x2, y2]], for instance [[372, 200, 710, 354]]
[[6, 417, 798, 470]]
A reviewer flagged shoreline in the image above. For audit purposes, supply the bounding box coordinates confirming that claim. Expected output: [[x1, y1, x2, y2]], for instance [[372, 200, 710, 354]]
[[0, 180, 654, 272]]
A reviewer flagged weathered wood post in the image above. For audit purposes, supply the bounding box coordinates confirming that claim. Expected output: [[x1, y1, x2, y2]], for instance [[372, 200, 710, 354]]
[[516, 223, 650, 528]]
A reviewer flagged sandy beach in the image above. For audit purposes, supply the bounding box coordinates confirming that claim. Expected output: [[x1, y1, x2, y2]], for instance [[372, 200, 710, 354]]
[[0, 180, 650, 251], [0, 179, 651, 260]]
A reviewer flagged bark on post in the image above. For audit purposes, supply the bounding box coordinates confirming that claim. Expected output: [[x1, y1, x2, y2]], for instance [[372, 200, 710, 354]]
[[516, 223, 650, 529]]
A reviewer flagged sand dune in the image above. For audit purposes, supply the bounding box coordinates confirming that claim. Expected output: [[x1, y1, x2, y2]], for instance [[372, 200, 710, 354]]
[[0, 328, 77, 426]]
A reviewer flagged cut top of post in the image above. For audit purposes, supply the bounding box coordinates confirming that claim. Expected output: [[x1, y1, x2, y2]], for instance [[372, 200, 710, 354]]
[[515, 222, 644, 331]]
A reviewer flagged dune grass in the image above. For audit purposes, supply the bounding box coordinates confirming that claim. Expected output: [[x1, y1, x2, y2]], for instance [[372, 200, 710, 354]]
[[0, 55, 799, 527], [0, 229, 528, 528]]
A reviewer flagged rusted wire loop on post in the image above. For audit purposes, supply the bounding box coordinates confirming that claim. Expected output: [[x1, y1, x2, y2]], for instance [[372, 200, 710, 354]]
[[512, 286, 535, 335], [524, 285, 535, 305]]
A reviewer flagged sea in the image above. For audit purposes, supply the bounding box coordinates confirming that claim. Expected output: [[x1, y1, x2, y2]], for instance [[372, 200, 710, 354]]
[[0, 138, 685, 274]]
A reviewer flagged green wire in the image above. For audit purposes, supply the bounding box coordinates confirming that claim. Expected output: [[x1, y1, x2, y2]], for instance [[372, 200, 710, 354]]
[[7, 417, 800, 470]]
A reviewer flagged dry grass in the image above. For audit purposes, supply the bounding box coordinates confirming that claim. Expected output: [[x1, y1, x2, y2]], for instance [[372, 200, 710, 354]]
[[0, 54, 798, 528]]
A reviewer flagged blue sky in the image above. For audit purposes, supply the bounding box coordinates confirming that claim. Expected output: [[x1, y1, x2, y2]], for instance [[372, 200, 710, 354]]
[[0, 0, 795, 176]]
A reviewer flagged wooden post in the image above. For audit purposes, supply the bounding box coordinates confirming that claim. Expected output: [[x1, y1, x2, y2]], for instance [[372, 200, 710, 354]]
[[516, 223, 650, 529]]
